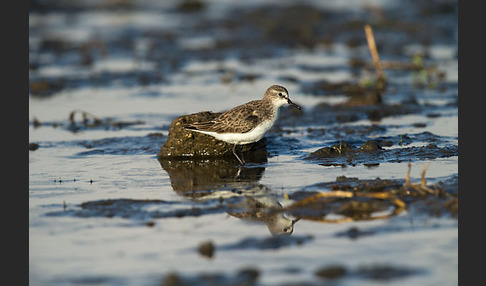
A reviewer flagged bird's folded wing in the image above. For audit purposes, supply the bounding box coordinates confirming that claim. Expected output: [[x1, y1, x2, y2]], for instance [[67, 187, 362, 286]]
[[185, 102, 261, 134]]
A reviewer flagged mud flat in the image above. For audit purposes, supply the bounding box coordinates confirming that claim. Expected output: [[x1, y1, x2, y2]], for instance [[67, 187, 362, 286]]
[[30, 1, 457, 285]]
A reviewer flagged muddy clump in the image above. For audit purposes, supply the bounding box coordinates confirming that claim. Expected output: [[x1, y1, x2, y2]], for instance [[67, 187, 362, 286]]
[[306, 139, 457, 166], [315, 265, 347, 280], [306, 140, 383, 166], [29, 142, 40, 151], [158, 111, 267, 159], [310, 140, 382, 157], [198, 241, 215, 259]]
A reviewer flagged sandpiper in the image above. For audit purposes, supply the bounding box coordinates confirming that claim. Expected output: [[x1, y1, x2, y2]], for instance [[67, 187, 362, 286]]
[[184, 85, 301, 164]]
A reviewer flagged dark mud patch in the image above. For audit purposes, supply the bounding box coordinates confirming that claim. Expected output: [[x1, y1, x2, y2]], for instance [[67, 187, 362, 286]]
[[51, 275, 126, 286], [334, 226, 376, 240], [29, 142, 40, 151], [303, 124, 388, 142], [159, 263, 421, 286], [75, 133, 164, 156], [30, 70, 165, 98], [309, 176, 404, 194], [355, 264, 424, 281], [198, 241, 215, 259], [314, 265, 348, 280], [161, 267, 260, 286], [46, 198, 226, 220], [305, 139, 457, 166], [315, 264, 424, 282], [33, 133, 164, 156], [301, 79, 385, 106], [30, 79, 66, 97], [194, 235, 313, 256], [218, 235, 313, 251]]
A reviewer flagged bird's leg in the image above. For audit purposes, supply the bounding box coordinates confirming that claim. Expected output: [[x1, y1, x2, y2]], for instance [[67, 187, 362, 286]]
[[232, 143, 245, 165], [234, 166, 242, 180]]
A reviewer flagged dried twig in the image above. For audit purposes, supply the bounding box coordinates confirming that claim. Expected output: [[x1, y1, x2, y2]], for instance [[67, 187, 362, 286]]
[[405, 162, 412, 186], [364, 24, 384, 79], [420, 162, 430, 187], [285, 190, 405, 223], [404, 163, 436, 195], [68, 109, 101, 126]]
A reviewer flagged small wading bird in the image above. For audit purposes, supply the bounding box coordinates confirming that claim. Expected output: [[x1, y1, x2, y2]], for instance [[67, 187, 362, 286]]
[[184, 85, 301, 165]]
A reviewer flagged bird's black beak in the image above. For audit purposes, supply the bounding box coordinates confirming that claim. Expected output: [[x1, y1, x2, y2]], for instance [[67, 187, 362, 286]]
[[288, 98, 301, 110], [291, 218, 301, 226]]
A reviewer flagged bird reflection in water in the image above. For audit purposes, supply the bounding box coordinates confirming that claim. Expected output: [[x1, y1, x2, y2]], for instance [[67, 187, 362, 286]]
[[158, 153, 299, 236]]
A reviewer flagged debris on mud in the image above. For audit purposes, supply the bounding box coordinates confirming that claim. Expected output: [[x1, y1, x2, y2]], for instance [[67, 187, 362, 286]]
[[158, 111, 267, 159], [285, 163, 458, 223], [286, 189, 406, 223]]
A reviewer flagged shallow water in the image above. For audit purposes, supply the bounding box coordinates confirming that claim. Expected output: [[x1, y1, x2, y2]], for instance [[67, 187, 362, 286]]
[[30, 1, 458, 285]]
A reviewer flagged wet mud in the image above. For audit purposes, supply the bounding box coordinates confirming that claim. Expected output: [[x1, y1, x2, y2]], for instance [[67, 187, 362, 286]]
[[30, 1, 457, 285], [49, 159, 457, 233], [306, 139, 457, 167]]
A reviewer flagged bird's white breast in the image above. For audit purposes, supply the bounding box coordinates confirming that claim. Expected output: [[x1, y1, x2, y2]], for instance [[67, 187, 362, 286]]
[[219, 119, 274, 144], [195, 118, 276, 145]]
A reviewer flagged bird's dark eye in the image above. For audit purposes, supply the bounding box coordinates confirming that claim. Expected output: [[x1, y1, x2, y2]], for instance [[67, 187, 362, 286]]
[[278, 92, 283, 97]]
